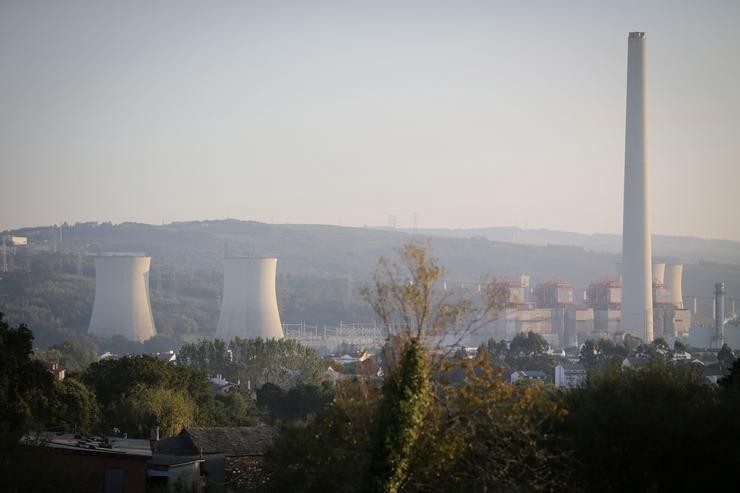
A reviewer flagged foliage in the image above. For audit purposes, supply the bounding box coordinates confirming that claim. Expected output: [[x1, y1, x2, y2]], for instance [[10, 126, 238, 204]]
[[82, 355, 214, 436], [717, 342, 736, 369], [48, 378, 100, 433], [256, 382, 334, 423], [0, 313, 55, 488], [113, 384, 196, 438], [369, 338, 431, 493], [35, 339, 99, 372], [409, 356, 572, 492], [179, 337, 324, 389], [264, 379, 380, 492], [212, 389, 257, 427], [361, 243, 506, 345], [557, 361, 717, 492]]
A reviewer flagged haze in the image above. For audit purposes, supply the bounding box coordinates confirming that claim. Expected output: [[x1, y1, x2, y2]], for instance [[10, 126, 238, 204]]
[[1, 0, 738, 240]]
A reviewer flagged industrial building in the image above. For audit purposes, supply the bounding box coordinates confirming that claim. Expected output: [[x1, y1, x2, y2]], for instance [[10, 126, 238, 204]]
[[88, 253, 157, 342], [215, 257, 284, 341]]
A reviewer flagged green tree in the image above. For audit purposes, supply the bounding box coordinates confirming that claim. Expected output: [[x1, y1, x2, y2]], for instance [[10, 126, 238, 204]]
[[113, 384, 196, 439], [718, 343, 736, 369], [369, 337, 431, 493], [82, 355, 214, 433], [0, 314, 55, 489], [212, 389, 256, 427], [49, 378, 100, 433], [557, 361, 716, 492]]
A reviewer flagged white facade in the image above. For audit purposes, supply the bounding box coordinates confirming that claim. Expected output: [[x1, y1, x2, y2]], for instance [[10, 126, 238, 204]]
[[88, 254, 157, 342], [621, 32, 654, 342], [215, 257, 284, 341], [554, 363, 586, 388]]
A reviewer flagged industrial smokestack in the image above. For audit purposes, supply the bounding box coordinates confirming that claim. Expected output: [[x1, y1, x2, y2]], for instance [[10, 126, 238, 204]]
[[663, 264, 684, 309], [216, 257, 284, 341], [621, 32, 653, 342], [88, 254, 157, 342], [715, 282, 725, 346]]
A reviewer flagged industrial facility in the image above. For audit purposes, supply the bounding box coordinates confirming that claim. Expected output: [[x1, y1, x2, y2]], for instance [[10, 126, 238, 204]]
[[88, 253, 157, 342], [215, 257, 284, 341]]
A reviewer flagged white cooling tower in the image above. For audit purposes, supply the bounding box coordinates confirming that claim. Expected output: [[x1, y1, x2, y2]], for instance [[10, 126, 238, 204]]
[[216, 257, 284, 340], [88, 254, 157, 342], [664, 264, 684, 309], [652, 263, 665, 285], [621, 32, 654, 342]]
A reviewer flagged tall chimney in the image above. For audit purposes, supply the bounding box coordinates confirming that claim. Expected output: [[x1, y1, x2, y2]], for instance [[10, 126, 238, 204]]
[[621, 32, 654, 342], [715, 282, 725, 347]]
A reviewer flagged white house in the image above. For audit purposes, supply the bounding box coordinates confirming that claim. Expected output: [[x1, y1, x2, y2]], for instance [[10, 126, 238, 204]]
[[555, 362, 586, 388]]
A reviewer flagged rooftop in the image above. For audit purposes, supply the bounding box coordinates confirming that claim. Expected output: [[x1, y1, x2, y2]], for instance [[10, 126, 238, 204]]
[[21, 432, 151, 458]]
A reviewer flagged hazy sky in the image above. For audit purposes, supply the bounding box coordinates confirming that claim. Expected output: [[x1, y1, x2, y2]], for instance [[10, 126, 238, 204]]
[[1, 0, 738, 240]]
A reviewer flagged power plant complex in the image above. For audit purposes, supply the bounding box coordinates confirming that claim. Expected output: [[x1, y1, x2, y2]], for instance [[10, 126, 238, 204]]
[[77, 32, 736, 351]]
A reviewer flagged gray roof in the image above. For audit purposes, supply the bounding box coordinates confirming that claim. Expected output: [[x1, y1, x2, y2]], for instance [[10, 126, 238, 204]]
[[185, 425, 276, 456], [556, 361, 586, 371], [515, 370, 547, 378]]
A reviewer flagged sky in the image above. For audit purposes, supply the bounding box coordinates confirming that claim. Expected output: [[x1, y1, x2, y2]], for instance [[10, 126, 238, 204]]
[[0, 0, 738, 240]]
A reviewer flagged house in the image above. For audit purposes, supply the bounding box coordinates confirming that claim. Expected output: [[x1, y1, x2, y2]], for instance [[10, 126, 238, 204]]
[[155, 425, 276, 490], [621, 357, 650, 370], [147, 453, 203, 492], [19, 432, 151, 493], [210, 374, 238, 393], [510, 370, 547, 384], [41, 360, 66, 380], [554, 362, 586, 388], [155, 350, 177, 364], [703, 364, 728, 385]]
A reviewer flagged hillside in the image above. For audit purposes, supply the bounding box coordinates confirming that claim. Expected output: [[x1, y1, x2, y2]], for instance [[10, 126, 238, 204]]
[[1, 220, 738, 347]]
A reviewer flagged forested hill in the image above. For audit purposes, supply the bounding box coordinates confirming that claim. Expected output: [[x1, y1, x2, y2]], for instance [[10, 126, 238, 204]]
[[2, 220, 738, 347]]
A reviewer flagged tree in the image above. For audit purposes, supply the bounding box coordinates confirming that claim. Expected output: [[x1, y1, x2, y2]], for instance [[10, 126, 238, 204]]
[[718, 343, 736, 370], [557, 361, 716, 492], [673, 339, 688, 354], [212, 389, 256, 427], [369, 338, 431, 493], [0, 313, 55, 489], [49, 378, 100, 433], [113, 384, 196, 439], [82, 355, 214, 433]]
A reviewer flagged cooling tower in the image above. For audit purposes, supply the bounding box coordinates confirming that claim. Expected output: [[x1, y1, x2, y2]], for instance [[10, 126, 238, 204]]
[[664, 264, 684, 309], [621, 32, 654, 342], [652, 263, 665, 285], [88, 254, 156, 342], [216, 257, 284, 340]]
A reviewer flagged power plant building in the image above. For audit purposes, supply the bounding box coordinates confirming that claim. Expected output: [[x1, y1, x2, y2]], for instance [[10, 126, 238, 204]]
[[215, 257, 284, 341], [621, 32, 654, 342], [88, 254, 157, 342]]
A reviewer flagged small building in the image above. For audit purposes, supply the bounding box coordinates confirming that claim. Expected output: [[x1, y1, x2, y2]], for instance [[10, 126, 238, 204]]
[[703, 364, 728, 385], [19, 432, 151, 493], [210, 374, 238, 393], [156, 350, 177, 364], [41, 360, 66, 380], [621, 357, 650, 371], [155, 425, 275, 490], [554, 362, 586, 388], [510, 370, 547, 384], [147, 454, 203, 492]]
